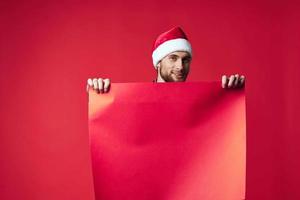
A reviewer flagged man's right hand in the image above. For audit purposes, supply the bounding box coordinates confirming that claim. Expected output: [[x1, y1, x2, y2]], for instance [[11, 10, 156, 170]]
[[86, 78, 111, 93]]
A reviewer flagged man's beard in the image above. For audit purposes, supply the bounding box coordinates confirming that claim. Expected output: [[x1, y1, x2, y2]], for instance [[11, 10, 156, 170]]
[[160, 67, 187, 82]]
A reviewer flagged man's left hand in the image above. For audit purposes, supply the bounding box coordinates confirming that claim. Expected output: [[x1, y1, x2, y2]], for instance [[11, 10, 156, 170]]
[[221, 74, 245, 89]]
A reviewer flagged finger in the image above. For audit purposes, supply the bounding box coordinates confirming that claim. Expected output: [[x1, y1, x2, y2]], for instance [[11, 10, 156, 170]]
[[228, 75, 235, 88], [93, 78, 99, 92], [103, 78, 111, 93], [239, 75, 245, 87], [234, 74, 240, 88], [98, 78, 104, 93], [86, 78, 93, 92], [222, 75, 228, 88]]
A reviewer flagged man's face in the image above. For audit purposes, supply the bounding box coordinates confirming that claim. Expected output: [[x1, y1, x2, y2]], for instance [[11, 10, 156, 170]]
[[157, 51, 191, 82]]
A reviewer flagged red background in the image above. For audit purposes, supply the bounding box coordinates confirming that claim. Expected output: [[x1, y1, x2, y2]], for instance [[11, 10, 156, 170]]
[[1, 0, 300, 199]]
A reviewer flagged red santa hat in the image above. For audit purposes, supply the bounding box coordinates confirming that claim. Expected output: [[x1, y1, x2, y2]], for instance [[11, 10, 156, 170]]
[[152, 26, 192, 68]]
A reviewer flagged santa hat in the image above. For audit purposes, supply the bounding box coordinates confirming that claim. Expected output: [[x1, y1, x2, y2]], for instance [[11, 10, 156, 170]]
[[152, 27, 192, 68]]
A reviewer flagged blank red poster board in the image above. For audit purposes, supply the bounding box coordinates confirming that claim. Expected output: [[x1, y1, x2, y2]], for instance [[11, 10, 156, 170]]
[[88, 82, 245, 200]]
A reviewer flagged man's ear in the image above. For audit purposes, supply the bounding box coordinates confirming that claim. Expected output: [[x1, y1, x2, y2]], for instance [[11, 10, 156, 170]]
[[156, 62, 160, 70]]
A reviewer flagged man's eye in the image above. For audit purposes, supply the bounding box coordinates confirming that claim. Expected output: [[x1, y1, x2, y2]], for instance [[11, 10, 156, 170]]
[[169, 56, 177, 61], [183, 58, 191, 63]]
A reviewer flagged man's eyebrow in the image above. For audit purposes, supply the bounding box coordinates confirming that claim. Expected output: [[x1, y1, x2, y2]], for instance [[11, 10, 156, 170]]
[[168, 54, 179, 57], [183, 55, 191, 59]]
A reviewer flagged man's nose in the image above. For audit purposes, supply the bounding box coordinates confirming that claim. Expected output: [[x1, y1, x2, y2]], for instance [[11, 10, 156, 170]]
[[175, 59, 184, 70]]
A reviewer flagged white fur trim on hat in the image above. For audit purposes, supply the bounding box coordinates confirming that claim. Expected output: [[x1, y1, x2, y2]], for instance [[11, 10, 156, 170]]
[[152, 38, 192, 68]]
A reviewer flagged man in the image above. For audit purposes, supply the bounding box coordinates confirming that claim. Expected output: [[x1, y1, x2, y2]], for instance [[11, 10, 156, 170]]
[[87, 27, 245, 92]]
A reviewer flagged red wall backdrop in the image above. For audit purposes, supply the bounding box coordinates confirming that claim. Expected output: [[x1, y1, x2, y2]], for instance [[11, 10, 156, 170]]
[[1, 1, 300, 199]]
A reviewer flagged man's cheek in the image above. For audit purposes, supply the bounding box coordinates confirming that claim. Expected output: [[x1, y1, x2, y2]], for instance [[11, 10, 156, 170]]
[[184, 68, 190, 76]]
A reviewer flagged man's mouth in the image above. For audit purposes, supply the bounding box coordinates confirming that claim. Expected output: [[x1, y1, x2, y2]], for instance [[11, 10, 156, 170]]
[[173, 73, 184, 78]]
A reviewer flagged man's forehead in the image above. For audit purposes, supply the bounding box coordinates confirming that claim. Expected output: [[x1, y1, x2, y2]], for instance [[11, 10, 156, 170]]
[[168, 51, 191, 57]]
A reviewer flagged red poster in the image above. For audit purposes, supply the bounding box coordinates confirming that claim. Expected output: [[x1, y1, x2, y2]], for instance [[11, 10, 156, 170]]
[[89, 82, 245, 200]]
